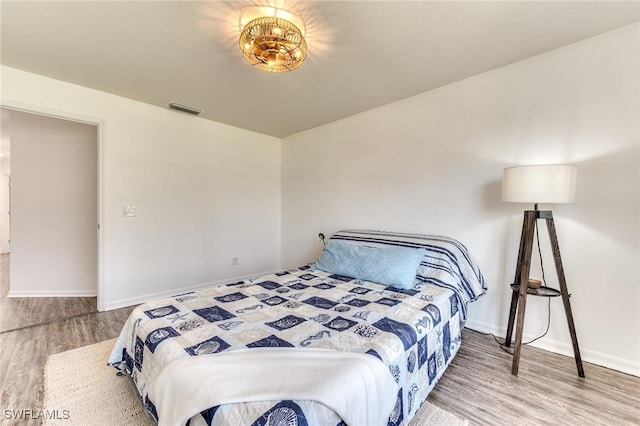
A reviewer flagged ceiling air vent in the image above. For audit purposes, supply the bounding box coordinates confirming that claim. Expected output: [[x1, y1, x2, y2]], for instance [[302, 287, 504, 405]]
[[167, 101, 203, 116]]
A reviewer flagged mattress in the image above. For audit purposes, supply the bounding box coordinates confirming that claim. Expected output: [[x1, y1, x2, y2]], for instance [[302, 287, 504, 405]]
[[108, 231, 486, 426]]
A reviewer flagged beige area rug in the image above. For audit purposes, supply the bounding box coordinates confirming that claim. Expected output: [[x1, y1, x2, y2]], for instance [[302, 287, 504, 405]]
[[43, 339, 152, 426], [44, 338, 469, 426]]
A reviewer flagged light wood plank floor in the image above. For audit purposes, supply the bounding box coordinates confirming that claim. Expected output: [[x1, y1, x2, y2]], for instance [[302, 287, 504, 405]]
[[429, 330, 640, 425]]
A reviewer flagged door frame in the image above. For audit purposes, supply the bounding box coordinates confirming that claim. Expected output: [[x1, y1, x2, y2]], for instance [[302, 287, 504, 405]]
[[1, 101, 106, 311]]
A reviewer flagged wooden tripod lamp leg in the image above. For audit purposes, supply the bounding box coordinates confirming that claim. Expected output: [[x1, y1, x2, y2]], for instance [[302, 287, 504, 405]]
[[512, 211, 537, 376], [545, 216, 585, 378], [504, 290, 519, 347], [505, 210, 531, 347]]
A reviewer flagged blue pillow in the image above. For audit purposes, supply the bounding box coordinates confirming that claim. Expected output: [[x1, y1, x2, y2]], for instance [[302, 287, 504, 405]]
[[312, 240, 426, 290]]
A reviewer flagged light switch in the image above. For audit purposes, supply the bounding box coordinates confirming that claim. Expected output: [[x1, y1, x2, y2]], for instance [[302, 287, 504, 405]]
[[123, 205, 136, 217]]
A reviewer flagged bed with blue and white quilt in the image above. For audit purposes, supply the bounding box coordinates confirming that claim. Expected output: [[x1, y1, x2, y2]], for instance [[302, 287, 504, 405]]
[[108, 230, 486, 426]]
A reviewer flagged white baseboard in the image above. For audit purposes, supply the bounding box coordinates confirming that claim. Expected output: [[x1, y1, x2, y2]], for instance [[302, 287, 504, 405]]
[[6, 289, 97, 297], [103, 269, 280, 312], [464, 318, 640, 377]]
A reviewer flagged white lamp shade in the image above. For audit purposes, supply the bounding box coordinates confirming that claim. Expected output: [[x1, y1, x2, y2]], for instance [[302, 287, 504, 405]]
[[502, 164, 577, 204]]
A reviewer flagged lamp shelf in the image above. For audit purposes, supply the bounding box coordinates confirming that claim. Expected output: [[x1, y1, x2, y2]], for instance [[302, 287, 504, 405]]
[[509, 284, 561, 298]]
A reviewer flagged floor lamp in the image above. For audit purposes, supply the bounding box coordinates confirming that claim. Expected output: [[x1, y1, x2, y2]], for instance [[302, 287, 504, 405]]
[[502, 164, 585, 377]]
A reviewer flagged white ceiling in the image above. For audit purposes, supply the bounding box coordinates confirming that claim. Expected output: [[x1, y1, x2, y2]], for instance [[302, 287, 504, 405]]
[[1, 1, 638, 138]]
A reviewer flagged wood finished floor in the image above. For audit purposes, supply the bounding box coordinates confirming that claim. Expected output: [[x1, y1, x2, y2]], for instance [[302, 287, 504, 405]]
[[429, 331, 640, 425], [0, 255, 638, 425]]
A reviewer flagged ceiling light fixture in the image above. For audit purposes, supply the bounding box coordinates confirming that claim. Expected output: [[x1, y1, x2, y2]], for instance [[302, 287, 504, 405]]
[[239, 14, 307, 72]]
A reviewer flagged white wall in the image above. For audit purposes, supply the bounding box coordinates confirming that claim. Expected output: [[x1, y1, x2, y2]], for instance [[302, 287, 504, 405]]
[[9, 109, 97, 296], [281, 24, 639, 375], [0, 109, 10, 254], [0, 175, 9, 254], [1, 66, 282, 310]]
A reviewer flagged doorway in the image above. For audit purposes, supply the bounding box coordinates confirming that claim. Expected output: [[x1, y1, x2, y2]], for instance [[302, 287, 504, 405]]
[[0, 108, 98, 333]]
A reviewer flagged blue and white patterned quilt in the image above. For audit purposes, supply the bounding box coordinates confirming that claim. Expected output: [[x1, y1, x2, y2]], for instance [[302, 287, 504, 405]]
[[109, 232, 486, 426]]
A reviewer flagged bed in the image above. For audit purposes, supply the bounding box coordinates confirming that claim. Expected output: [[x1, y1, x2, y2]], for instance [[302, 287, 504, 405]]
[[108, 230, 486, 426]]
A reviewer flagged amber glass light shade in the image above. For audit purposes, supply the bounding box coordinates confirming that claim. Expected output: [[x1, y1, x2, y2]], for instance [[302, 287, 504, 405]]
[[239, 16, 307, 72]]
